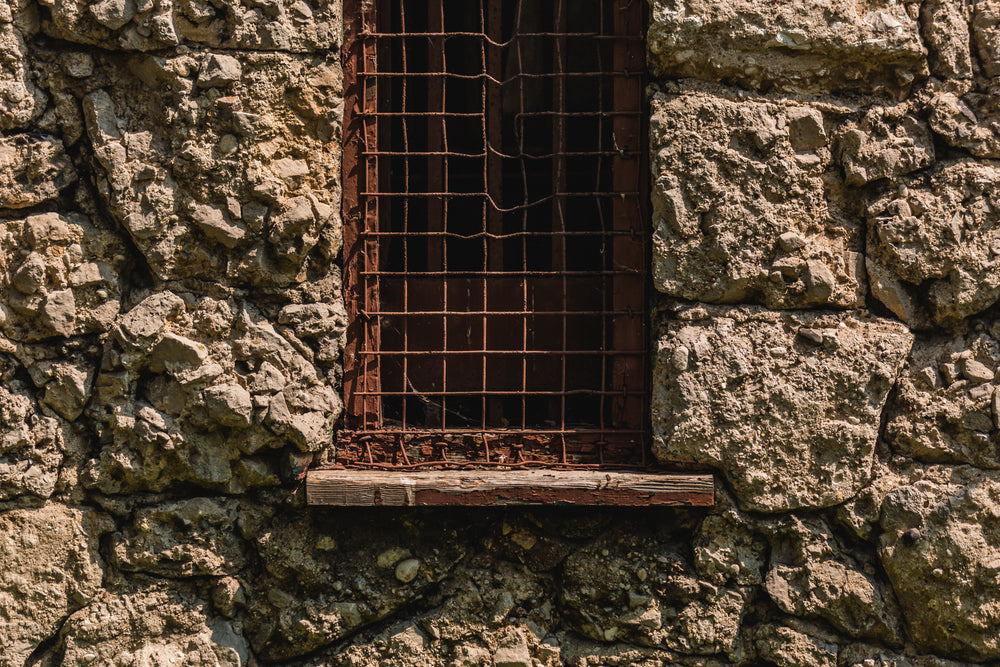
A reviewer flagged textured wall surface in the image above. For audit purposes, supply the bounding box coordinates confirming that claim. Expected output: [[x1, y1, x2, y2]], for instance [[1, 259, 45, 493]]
[[2, 0, 1000, 664]]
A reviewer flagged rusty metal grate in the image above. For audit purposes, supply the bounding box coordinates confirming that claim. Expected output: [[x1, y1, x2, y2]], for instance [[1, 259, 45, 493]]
[[339, 0, 648, 469]]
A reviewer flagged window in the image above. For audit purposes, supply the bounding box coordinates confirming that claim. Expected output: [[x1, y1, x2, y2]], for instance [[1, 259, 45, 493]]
[[307, 0, 715, 505]]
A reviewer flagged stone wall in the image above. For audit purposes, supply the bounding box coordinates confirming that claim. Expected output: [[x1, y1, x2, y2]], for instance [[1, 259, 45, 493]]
[[2, 0, 1000, 665]]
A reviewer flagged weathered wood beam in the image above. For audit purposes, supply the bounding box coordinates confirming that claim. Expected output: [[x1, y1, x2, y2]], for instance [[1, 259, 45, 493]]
[[306, 470, 715, 506]]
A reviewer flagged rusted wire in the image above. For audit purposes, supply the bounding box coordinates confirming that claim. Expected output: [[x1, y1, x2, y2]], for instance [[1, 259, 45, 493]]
[[342, 0, 649, 469]]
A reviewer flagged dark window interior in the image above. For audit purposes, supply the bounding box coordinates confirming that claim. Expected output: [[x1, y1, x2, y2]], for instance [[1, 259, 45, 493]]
[[341, 0, 648, 467]]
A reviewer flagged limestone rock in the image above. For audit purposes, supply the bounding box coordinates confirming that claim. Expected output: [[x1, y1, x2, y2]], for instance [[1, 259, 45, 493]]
[[762, 516, 901, 644], [752, 625, 837, 667], [57, 585, 250, 667], [85, 291, 340, 493], [0, 0, 46, 129], [0, 378, 82, 502], [110, 497, 245, 576], [652, 304, 913, 512], [650, 90, 865, 309], [78, 51, 342, 285], [0, 134, 76, 208], [240, 505, 468, 660], [41, 359, 93, 420], [833, 105, 934, 186], [973, 2, 1000, 78], [394, 558, 420, 584], [560, 528, 751, 654], [889, 327, 1000, 466], [203, 384, 253, 428], [40, 0, 340, 52], [693, 509, 767, 588], [928, 91, 1000, 159], [0, 504, 109, 667], [198, 53, 241, 87], [0, 212, 125, 341], [867, 160, 1000, 326], [921, 0, 973, 80], [840, 643, 973, 667], [646, 0, 927, 95], [880, 471, 1000, 660], [494, 629, 532, 667]]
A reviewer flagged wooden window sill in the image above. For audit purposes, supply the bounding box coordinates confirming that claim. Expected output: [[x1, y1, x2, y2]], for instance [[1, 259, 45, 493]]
[[306, 469, 714, 506]]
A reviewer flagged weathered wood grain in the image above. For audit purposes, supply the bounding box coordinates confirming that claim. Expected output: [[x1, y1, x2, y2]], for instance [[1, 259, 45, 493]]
[[306, 469, 715, 506]]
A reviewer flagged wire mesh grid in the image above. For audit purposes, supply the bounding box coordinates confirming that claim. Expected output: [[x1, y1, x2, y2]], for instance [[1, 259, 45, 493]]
[[340, 0, 648, 469]]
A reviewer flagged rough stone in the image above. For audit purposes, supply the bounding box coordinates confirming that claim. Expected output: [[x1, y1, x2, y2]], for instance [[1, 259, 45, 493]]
[[560, 527, 752, 654], [652, 304, 913, 512], [394, 557, 420, 583], [41, 360, 93, 420], [494, 629, 532, 667], [880, 471, 1000, 660], [77, 51, 342, 285], [0, 134, 76, 208], [240, 506, 468, 660], [57, 585, 250, 667], [198, 53, 242, 87], [927, 91, 1000, 159], [0, 0, 46, 129], [0, 377, 84, 502], [752, 624, 837, 667], [921, 0, 973, 80], [39, 0, 341, 51], [110, 497, 246, 576], [646, 0, 927, 95], [1, 212, 125, 341], [762, 516, 902, 644], [0, 504, 109, 667], [973, 2, 1000, 78], [887, 321, 1000, 469], [650, 89, 865, 309], [833, 105, 934, 186], [85, 290, 341, 493], [867, 160, 1000, 326]]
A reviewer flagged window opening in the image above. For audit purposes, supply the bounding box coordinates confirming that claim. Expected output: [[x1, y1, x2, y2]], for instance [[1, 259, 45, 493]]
[[339, 0, 650, 469]]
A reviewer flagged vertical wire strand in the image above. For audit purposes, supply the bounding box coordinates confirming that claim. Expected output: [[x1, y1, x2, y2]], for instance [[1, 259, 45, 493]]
[[515, 0, 528, 432], [400, 0, 410, 431]]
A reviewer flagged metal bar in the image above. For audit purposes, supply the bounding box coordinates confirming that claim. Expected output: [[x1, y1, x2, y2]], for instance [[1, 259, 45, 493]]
[[426, 0, 445, 270], [341, 0, 382, 431], [552, 0, 568, 443], [611, 0, 646, 434]]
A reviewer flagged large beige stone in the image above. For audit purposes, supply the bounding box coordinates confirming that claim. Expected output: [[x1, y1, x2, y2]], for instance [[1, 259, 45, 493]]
[[646, 0, 927, 95], [73, 50, 342, 285], [650, 89, 866, 309], [652, 304, 912, 512], [39, 0, 340, 51], [928, 90, 1000, 159], [0, 504, 108, 667], [0, 379, 82, 502], [240, 505, 469, 660], [761, 516, 901, 644], [880, 470, 1000, 661], [867, 160, 1000, 326], [0, 0, 46, 130], [85, 290, 343, 493], [887, 323, 1000, 469], [1, 212, 126, 341], [0, 134, 76, 208]]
